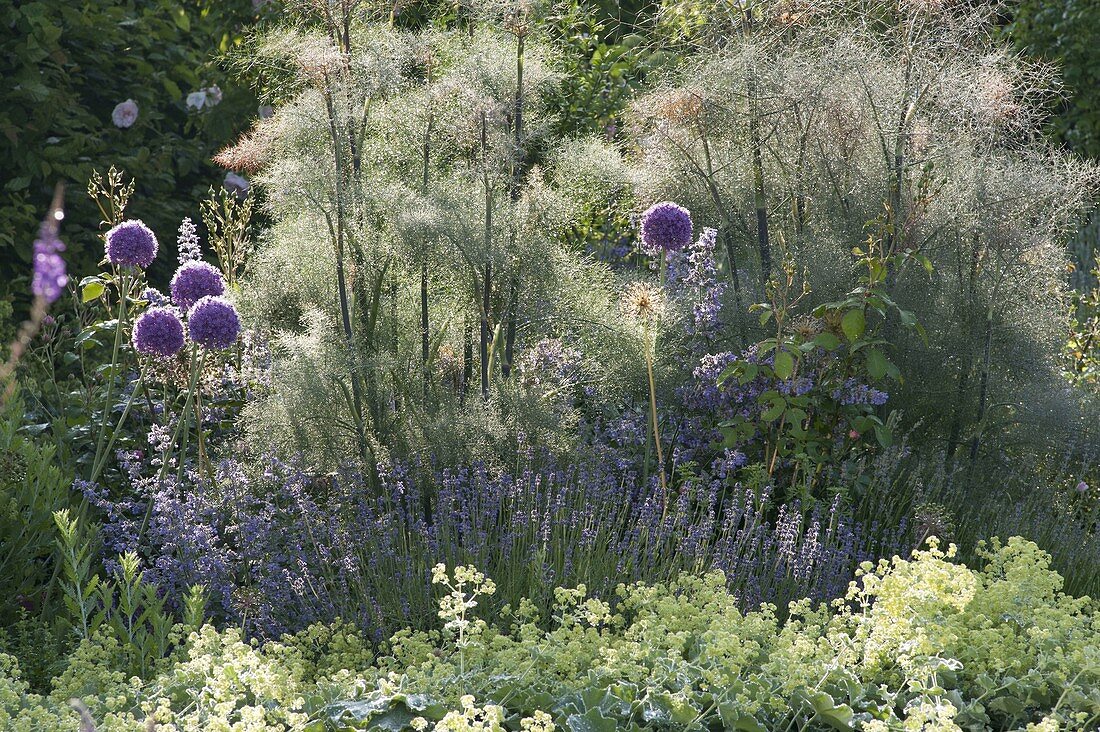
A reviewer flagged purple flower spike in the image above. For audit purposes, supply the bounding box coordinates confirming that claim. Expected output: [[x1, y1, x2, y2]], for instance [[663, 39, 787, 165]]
[[171, 260, 226, 311], [32, 224, 68, 304], [188, 296, 240, 350], [105, 220, 159, 269], [133, 307, 185, 358], [640, 201, 693, 254]]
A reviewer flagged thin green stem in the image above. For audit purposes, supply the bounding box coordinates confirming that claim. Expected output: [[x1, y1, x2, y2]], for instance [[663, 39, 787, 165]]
[[90, 272, 132, 480], [89, 372, 145, 485]]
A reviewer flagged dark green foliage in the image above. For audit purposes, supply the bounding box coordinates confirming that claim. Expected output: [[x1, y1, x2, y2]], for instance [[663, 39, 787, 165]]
[[0, 0, 261, 300], [1010, 0, 1100, 158], [0, 394, 74, 627]]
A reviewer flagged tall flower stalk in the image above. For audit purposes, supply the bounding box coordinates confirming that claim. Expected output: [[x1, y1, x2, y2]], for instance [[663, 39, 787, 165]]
[[621, 282, 668, 505], [0, 184, 68, 406]]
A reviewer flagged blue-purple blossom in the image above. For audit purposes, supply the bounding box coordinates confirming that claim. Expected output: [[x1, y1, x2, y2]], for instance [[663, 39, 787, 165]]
[[132, 306, 186, 357], [831, 378, 889, 406], [171, 260, 225, 311], [188, 296, 240, 350], [668, 227, 725, 341], [88, 445, 904, 639], [32, 223, 67, 304], [518, 338, 583, 389], [142, 287, 169, 307], [105, 219, 158, 269], [640, 201, 693, 254]]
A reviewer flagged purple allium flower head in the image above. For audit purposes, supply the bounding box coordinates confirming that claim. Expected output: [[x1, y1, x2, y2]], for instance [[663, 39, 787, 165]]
[[1077, 481, 1090, 494], [188, 296, 240, 350], [133, 307, 185, 358], [32, 223, 68, 304], [111, 99, 139, 129], [640, 201, 693, 254], [171, 260, 225, 311], [105, 219, 158, 269]]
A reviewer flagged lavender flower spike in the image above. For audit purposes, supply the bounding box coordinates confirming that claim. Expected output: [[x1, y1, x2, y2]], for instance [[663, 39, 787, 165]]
[[32, 221, 68, 304], [188, 296, 241, 350], [177, 217, 202, 264]]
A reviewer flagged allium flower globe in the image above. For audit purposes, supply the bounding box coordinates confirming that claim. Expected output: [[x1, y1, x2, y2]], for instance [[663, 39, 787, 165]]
[[171, 260, 226, 311], [105, 220, 158, 269], [132, 307, 185, 358], [640, 201, 693, 254], [188, 296, 241, 350]]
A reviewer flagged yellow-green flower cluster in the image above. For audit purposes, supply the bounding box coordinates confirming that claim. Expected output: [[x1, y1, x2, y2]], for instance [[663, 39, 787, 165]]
[[2, 539, 1098, 730]]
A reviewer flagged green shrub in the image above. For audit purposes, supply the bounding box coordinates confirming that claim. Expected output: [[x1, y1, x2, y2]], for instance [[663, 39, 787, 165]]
[[0, 393, 74, 627], [1010, 0, 1100, 159], [0, 0, 261, 298]]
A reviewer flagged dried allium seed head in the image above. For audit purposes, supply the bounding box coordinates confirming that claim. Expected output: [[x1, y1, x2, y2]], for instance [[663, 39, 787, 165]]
[[791, 314, 824, 340], [900, 0, 948, 15], [620, 282, 667, 326]]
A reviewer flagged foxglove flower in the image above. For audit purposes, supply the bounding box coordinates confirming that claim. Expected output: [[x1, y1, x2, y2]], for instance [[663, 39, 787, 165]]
[[32, 224, 68, 304], [133, 307, 185, 357], [105, 220, 158, 269], [640, 201, 693, 254], [171, 260, 225, 311], [111, 99, 139, 129], [188, 296, 240, 350]]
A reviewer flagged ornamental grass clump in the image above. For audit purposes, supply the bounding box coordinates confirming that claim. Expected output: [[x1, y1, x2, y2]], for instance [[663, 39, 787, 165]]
[[632, 0, 1100, 484], [229, 20, 653, 472]]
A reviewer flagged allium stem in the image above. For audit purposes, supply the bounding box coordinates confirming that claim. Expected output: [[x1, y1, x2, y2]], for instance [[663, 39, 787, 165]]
[[89, 372, 144, 485], [90, 272, 132, 480], [157, 345, 204, 483], [480, 109, 493, 399], [645, 345, 668, 511]]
